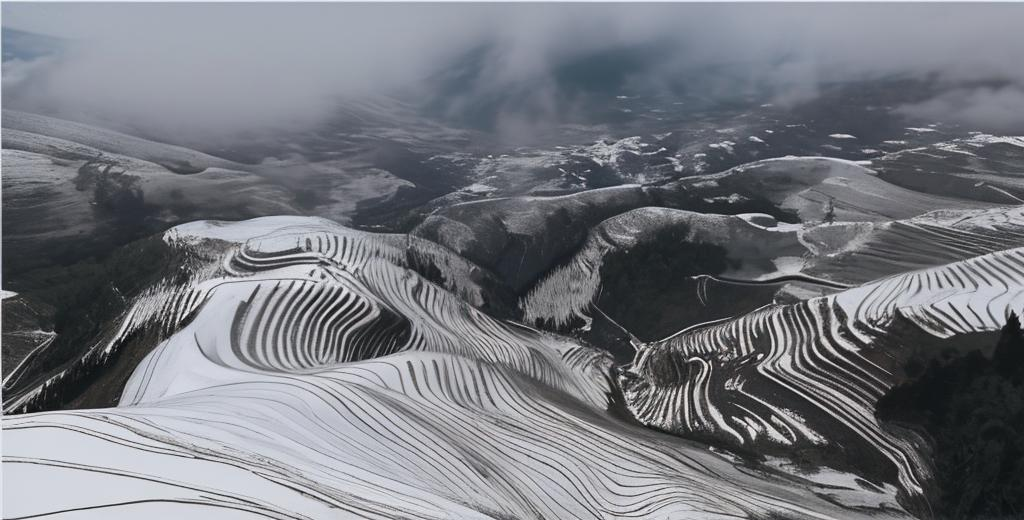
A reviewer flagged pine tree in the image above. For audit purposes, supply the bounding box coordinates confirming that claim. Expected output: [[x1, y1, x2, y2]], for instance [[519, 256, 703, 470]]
[[823, 197, 836, 224]]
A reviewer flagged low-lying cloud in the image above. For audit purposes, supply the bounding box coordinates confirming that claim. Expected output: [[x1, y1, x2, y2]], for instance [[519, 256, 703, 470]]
[[4, 3, 1024, 142], [897, 86, 1024, 133]]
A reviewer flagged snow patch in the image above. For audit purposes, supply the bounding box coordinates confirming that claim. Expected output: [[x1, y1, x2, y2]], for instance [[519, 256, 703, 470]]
[[582, 136, 644, 167], [703, 193, 748, 204], [965, 134, 1024, 149], [709, 141, 736, 154], [461, 183, 496, 195]]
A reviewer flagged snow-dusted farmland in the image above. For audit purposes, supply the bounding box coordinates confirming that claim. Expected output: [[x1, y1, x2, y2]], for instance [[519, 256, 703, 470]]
[[2, 217, 914, 519]]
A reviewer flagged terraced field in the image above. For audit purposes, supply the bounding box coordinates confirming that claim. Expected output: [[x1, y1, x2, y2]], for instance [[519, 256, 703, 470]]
[[3, 155, 1023, 519], [4, 217, 913, 520]]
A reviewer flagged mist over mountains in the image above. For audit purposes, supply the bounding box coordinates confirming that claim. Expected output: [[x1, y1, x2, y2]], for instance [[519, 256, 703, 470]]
[[5, 2, 1024, 147]]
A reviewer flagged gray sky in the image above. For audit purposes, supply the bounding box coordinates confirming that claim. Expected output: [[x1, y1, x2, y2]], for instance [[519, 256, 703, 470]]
[[4, 2, 1024, 140]]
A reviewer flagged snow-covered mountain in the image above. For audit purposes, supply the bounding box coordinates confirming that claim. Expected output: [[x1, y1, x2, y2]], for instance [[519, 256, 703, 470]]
[[3, 216, 921, 519], [4, 79, 1024, 519], [4, 149, 1024, 518]]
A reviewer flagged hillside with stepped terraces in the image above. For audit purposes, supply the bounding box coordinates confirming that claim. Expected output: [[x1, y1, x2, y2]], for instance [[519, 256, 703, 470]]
[[5, 151, 1024, 518]]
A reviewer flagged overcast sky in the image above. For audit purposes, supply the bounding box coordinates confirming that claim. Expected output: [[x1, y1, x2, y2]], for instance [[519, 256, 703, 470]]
[[4, 2, 1024, 140]]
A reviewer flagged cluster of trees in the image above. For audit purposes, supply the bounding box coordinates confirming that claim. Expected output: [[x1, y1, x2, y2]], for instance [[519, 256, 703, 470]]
[[597, 225, 736, 340], [4, 237, 188, 413], [878, 313, 1024, 518]]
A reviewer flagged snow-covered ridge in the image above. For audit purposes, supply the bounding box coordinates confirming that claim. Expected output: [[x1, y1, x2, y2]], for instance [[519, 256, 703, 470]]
[[2, 109, 237, 171]]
